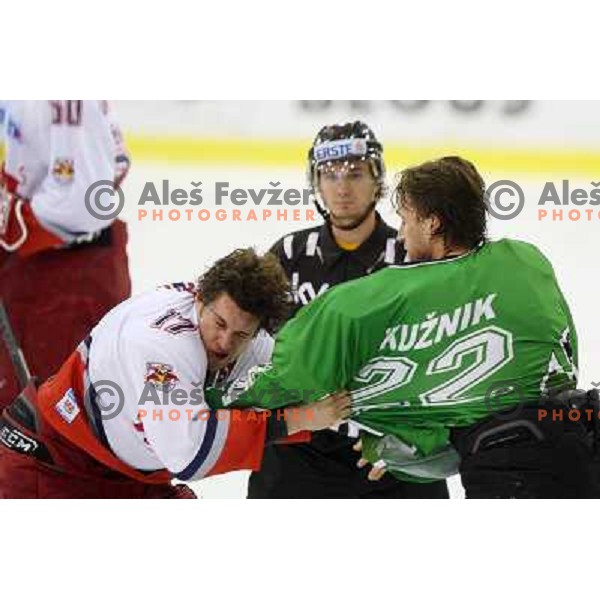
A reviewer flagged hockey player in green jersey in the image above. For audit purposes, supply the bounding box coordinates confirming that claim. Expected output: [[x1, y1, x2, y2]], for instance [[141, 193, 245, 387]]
[[218, 156, 599, 498]]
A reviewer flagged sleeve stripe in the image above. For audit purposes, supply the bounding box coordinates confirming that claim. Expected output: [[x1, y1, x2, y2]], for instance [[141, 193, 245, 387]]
[[174, 411, 229, 481], [283, 234, 294, 259], [384, 238, 396, 264], [306, 232, 319, 256]]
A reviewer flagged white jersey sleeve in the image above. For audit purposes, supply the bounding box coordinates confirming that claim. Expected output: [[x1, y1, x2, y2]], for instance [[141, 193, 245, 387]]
[[2, 100, 130, 243], [127, 337, 230, 479]]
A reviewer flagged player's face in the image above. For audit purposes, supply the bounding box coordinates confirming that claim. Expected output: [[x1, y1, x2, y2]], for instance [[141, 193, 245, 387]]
[[198, 293, 260, 371], [318, 160, 378, 228], [396, 194, 436, 261]]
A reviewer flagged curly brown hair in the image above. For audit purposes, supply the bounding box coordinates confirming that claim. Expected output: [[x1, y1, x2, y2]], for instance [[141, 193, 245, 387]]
[[394, 156, 488, 250], [196, 248, 292, 334]]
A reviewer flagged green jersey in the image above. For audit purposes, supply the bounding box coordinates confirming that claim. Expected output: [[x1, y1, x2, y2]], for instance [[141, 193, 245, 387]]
[[220, 239, 578, 479]]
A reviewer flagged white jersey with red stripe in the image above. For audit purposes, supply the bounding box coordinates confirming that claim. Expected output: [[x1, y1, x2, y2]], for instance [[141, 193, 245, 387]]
[[84, 283, 274, 480], [1, 100, 129, 244]]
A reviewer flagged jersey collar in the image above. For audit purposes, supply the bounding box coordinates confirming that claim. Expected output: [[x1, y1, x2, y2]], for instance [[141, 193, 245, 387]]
[[319, 212, 402, 269]]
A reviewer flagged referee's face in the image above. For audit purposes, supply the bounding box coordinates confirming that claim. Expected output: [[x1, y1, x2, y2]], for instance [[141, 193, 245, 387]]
[[318, 160, 378, 228]]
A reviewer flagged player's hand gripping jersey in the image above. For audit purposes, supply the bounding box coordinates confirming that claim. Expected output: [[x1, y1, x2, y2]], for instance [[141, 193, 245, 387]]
[[0, 100, 129, 256], [219, 240, 578, 480]]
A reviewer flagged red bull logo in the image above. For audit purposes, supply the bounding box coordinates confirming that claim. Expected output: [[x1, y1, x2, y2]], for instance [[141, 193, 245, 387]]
[[144, 362, 179, 393]]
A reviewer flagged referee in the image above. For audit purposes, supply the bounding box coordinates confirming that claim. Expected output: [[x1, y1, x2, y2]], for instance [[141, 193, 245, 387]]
[[247, 121, 449, 499]]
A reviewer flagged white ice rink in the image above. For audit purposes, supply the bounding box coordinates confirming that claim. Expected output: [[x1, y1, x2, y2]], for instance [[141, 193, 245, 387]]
[[119, 164, 600, 499]]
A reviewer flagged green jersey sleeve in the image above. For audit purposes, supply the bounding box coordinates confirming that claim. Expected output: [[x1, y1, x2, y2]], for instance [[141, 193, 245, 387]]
[[228, 289, 359, 408]]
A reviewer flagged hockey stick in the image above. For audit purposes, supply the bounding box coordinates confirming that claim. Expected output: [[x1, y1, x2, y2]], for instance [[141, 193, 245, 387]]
[[0, 300, 32, 389]]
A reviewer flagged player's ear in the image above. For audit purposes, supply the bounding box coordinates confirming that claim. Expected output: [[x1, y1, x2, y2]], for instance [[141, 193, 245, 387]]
[[196, 297, 206, 320], [429, 214, 442, 237]]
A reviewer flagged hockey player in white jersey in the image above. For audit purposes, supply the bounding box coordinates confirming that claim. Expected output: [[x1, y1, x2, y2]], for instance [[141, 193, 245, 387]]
[[0, 249, 351, 498], [0, 100, 131, 411]]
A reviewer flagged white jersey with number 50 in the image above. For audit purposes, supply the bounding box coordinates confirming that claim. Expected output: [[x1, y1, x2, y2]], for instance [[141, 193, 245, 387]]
[[1, 100, 129, 243]]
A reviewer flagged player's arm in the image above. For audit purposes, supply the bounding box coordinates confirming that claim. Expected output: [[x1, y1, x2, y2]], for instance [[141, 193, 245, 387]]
[[558, 287, 579, 376], [144, 388, 349, 481], [229, 291, 358, 410], [131, 354, 276, 479], [127, 343, 349, 481], [1, 101, 124, 257], [539, 245, 580, 380], [104, 101, 131, 188], [532, 242, 580, 378]]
